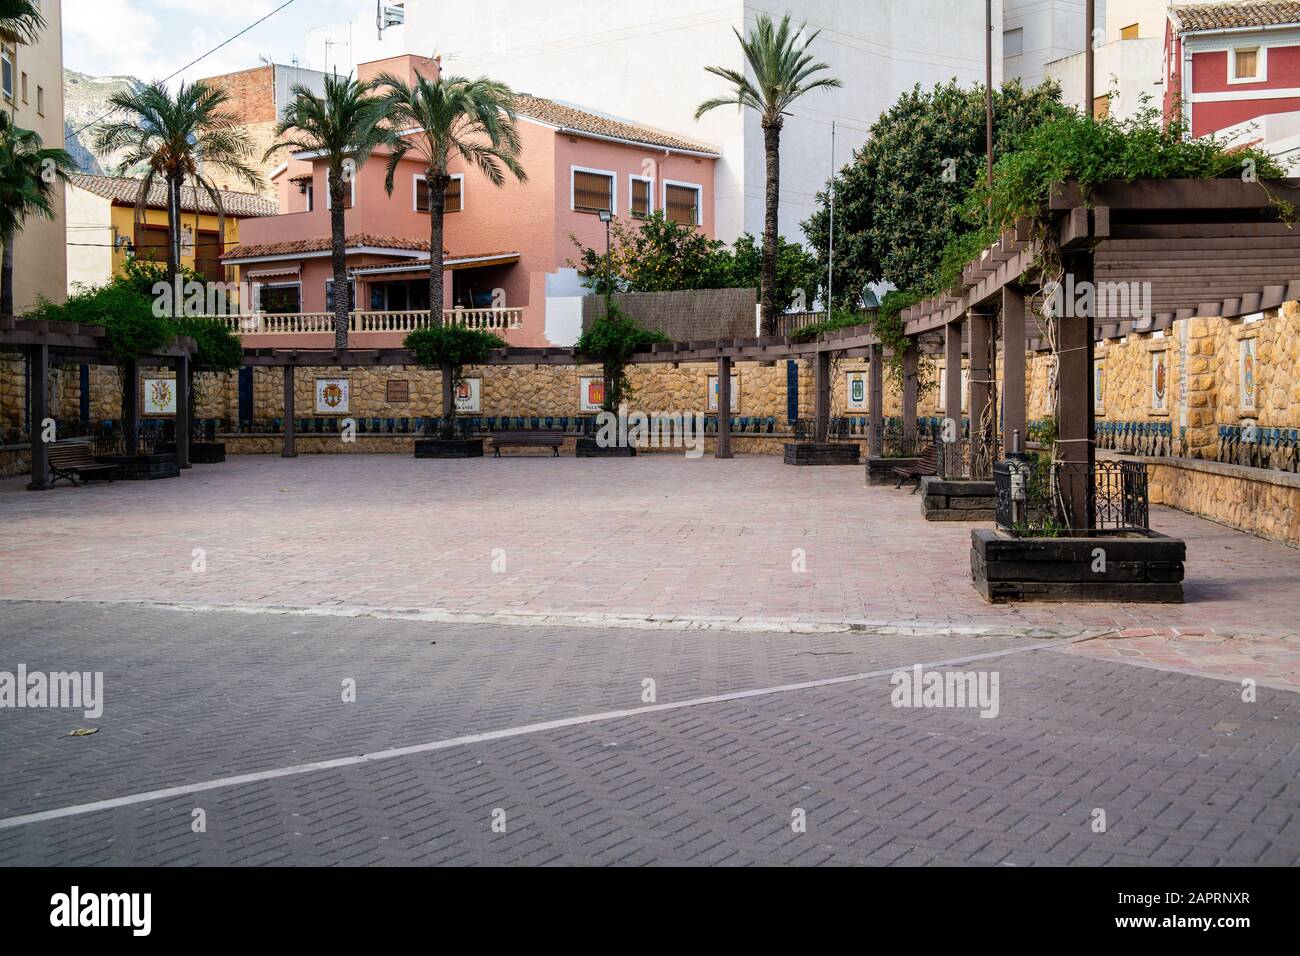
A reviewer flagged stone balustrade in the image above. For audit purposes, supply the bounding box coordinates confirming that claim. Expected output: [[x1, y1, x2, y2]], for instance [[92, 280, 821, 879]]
[[209, 308, 524, 337]]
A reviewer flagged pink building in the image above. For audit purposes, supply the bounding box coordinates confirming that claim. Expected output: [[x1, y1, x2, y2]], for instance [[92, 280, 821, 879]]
[[1165, 2, 1300, 139], [224, 55, 720, 348]]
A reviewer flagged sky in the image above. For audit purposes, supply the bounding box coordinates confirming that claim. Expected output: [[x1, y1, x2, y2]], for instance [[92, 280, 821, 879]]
[[63, 0, 371, 83]]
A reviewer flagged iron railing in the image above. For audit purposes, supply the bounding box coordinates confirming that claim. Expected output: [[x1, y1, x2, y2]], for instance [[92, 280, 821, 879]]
[[995, 457, 1150, 535]]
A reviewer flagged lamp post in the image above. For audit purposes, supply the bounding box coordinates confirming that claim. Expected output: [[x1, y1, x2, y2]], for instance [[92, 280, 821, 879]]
[[598, 208, 613, 318]]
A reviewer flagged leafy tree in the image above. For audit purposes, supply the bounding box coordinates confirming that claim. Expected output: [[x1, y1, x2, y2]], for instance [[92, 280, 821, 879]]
[[267, 74, 400, 349], [802, 79, 1066, 301], [93, 80, 261, 316], [0, 0, 44, 44], [170, 316, 243, 420], [377, 72, 526, 321], [0, 113, 75, 314], [405, 324, 506, 438], [569, 212, 819, 309], [574, 306, 670, 413], [570, 213, 730, 294], [697, 14, 840, 334]]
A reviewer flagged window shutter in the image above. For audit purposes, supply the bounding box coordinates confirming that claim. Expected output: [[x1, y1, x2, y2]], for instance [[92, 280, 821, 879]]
[[573, 170, 613, 213], [665, 184, 698, 225]]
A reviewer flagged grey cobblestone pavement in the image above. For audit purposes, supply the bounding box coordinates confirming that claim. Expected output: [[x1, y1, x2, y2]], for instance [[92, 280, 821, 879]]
[[0, 601, 1296, 865]]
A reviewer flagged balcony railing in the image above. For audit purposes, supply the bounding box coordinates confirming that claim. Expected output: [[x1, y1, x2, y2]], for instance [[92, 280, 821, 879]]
[[212, 307, 524, 336]]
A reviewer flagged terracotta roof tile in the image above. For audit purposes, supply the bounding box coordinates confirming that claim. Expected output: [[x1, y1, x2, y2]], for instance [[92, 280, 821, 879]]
[[1173, 2, 1300, 32], [70, 174, 278, 218], [511, 94, 718, 155], [222, 234, 430, 261]]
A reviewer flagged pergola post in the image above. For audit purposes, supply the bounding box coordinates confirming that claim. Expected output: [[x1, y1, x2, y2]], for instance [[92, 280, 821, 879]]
[[902, 340, 918, 451], [814, 349, 830, 442], [282, 365, 297, 458], [716, 356, 733, 458], [26, 344, 50, 491], [867, 344, 883, 457], [944, 319, 963, 430], [1002, 285, 1027, 450], [175, 353, 191, 469], [123, 357, 139, 456], [969, 309, 993, 473], [1058, 248, 1096, 531]]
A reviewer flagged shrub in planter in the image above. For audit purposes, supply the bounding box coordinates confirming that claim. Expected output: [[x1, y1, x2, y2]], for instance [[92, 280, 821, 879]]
[[405, 324, 505, 440]]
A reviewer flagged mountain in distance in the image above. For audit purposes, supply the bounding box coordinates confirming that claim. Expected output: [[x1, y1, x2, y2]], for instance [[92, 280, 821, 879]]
[[63, 69, 146, 176]]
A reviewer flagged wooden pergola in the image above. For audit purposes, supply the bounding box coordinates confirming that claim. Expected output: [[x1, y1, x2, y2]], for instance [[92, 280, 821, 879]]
[[897, 177, 1300, 529], [1, 316, 198, 490]]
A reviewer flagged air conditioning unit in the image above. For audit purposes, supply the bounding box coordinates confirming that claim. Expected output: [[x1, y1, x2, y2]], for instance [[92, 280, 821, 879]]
[[379, 3, 405, 29]]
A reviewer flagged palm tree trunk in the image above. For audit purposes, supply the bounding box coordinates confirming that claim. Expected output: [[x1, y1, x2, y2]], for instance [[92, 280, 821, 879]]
[[761, 120, 781, 336], [0, 228, 14, 316], [330, 168, 349, 350], [167, 175, 182, 317], [429, 171, 452, 438], [428, 171, 448, 318]]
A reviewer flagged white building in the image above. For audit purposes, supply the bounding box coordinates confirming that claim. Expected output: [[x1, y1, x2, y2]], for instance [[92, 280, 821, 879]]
[[317, 0, 998, 246], [1004, 0, 1107, 88]]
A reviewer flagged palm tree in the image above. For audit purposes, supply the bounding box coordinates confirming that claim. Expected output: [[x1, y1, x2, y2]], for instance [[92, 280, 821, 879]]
[[0, 0, 45, 44], [374, 72, 526, 322], [93, 80, 260, 318], [696, 14, 840, 335], [0, 113, 75, 315], [266, 74, 399, 349]]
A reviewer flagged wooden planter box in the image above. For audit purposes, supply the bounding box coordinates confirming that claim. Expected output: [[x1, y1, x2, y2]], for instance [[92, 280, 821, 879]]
[[414, 438, 484, 459], [784, 442, 860, 466], [971, 528, 1185, 603], [96, 452, 180, 480], [866, 455, 922, 486], [921, 477, 996, 521], [575, 438, 635, 457], [189, 442, 226, 464]]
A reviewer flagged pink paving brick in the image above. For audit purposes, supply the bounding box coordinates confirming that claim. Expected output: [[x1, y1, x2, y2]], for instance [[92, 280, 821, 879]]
[[1, 454, 1299, 646]]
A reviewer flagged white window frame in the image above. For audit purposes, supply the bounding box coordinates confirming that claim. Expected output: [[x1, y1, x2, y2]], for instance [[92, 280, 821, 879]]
[[304, 180, 313, 213], [662, 179, 703, 226], [324, 172, 357, 210], [413, 172, 464, 213], [1, 47, 13, 104], [628, 174, 654, 218], [570, 165, 616, 214], [1228, 45, 1266, 84]]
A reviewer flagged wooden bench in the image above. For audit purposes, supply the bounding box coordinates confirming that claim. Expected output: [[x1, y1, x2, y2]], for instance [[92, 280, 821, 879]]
[[490, 430, 566, 457], [891, 443, 939, 492], [47, 440, 118, 487]]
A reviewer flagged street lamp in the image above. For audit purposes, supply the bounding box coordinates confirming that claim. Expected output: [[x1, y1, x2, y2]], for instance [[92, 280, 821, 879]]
[[598, 208, 613, 317]]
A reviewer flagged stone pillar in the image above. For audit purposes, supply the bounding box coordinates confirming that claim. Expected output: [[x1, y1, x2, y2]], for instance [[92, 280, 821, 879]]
[[969, 309, 993, 475], [26, 344, 50, 490], [175, 354, 191, 469], [282, 365, 297, 458], [902, 340, 919, 450], [944, 319, 963, 430], [868, 345, 883, 457], [814, 349, 831, 442], [716, 356, 733, 459], [1002, 285, 1027, 451], [123, 357, 139, 456], [1058, 247, 1096, 531]]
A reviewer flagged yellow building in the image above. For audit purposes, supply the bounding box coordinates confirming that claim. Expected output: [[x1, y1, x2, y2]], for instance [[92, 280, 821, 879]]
[[65, 174, 278, 292], [2, 0, 66, 312]]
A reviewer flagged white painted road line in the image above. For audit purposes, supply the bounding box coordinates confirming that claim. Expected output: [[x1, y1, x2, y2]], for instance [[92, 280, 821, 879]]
[[0, 636, 1095, 831]]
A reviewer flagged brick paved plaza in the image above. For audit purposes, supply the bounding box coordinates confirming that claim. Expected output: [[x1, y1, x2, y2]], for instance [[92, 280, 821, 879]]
[[1, 455, 1297, 865]]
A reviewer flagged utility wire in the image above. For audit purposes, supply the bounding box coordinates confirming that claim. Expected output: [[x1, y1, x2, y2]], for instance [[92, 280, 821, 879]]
[[66, 0, 298, 143]]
